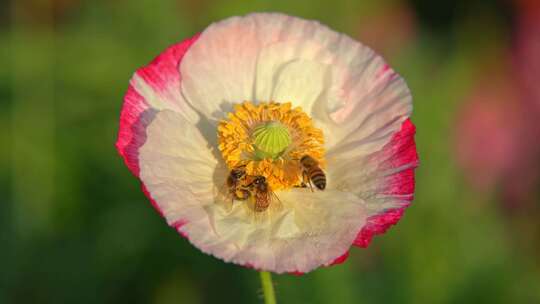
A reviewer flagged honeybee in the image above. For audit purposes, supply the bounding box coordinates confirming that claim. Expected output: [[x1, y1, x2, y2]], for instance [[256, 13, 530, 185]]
[[299, 155, 326, 191], [224, 165, 250, 202], [244, 175, 281, 212]]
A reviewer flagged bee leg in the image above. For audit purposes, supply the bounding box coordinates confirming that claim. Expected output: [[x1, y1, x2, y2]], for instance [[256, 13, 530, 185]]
[[303, 171, 314, 192]]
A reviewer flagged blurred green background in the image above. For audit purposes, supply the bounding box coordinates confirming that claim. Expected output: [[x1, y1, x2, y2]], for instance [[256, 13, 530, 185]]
[[2, 0, 540, 303]]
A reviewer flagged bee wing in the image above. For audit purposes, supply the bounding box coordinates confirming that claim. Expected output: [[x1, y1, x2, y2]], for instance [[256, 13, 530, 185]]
[[268, 191, 283, 213], [214, 181, 228, 198], [242, 194, 264, 222], [270, 191, 282, 204], [214, 182, 233, 212]]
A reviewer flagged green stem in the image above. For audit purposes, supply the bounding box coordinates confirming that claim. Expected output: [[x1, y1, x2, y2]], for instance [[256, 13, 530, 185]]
[[259, 271, 277, 304]]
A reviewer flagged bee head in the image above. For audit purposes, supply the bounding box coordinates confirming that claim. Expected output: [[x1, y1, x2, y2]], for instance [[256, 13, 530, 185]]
[[231, 169, 245, 179], [300, 155, 317, 166], [254, 176, 266, 185]]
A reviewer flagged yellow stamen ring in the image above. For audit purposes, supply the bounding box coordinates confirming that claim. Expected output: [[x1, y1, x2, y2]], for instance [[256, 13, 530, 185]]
[[218, 102, 325, 191]]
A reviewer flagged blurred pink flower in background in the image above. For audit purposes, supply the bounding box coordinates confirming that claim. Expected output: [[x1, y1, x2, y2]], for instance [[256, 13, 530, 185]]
[[455, 1, 540, 207], [454, 70, 524, 194], [455, 72, 540, 208]]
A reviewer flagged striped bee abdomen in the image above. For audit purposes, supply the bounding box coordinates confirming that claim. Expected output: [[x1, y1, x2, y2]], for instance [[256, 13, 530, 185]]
[[309, 168, 326, 190]]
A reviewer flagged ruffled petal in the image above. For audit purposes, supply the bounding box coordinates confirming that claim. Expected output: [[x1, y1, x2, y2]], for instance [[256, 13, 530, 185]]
[[210, 189, 366, 274], [115, 35, 199, 177], [139, 110, 368, 273], [254, 40, 341, 114], [180, 13, 411, 151], [327, 62, 412, 155], [327, 119, 418, 247], [180, 13, 342, 119], [139, 110, 218, 227]]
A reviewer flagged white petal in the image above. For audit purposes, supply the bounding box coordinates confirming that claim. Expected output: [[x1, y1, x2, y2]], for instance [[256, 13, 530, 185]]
[[254, 40, 338, 113], [139, 110, 218, 226], [200, 189, 367, 273], [326, 62, 412, 155], [180, 15, 262, 121], [139, 110, 368, 273], [327, 155, 407, 216], [179, 13, 351, 121], [181, 13, 411, 152], [326, 120, 417, 219]]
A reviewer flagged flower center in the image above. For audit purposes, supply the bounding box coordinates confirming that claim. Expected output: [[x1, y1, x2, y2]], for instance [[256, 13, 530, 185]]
[[252, 121, 291, 160], [217, 102, 325, 191]]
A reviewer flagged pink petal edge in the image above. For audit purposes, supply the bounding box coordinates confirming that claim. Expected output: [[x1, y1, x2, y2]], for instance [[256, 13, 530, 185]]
[[115, 35, 200, 217], [328, 250, 350, 265], [286, 251, 349, 276], [353, 119, 418, 248], [115, 34, 200, 178]]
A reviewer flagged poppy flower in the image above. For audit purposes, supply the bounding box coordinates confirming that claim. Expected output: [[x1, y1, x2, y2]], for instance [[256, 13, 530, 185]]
[[116, 13, 418, 274]]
